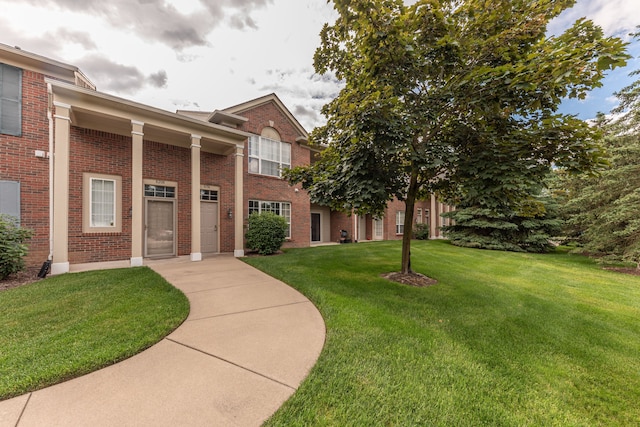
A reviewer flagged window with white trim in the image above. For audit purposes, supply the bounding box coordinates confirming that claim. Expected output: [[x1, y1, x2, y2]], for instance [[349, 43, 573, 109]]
[[396, 210, 405, 234], [416, 208, 423, 224], [83, 173, 122, 233], [0, 63, 22, 136], [249, 200, 291, 238], [91, 178, 116, 227], [248, 135, 291, 177]]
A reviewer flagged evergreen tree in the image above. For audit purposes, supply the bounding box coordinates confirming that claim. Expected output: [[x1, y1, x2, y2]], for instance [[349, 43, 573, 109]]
[[555, 37, 640, 266]]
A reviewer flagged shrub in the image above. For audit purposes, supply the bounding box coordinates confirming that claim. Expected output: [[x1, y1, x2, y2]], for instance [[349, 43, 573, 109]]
[[413, 222, 429, 240], [0, 215, 33, 280], [245, 212, 288, 255]]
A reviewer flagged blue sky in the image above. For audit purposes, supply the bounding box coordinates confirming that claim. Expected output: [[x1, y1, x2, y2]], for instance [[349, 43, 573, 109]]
[[0, 0, 637, 129]]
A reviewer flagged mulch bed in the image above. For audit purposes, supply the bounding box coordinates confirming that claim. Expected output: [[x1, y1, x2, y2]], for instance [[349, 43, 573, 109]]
[[381, 271, 438, 287], [604, 267, 640, 276], [0, 267, 43, 292]]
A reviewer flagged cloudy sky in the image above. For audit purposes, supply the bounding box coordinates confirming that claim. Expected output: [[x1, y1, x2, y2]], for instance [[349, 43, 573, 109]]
[[0, 0, 638, 131]]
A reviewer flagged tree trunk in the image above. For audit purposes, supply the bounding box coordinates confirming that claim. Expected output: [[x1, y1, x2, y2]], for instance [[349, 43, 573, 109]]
[[401, 166, 419, 274]]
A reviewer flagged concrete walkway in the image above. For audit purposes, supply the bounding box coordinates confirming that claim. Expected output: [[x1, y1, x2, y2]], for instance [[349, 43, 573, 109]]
[[0, 255, 326, 427]]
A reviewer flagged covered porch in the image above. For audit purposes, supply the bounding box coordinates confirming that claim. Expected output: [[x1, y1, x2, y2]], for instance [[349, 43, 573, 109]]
[[47, 79, 250, 274]]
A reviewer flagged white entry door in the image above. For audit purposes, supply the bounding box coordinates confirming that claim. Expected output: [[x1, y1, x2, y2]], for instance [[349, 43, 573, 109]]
[[201, 202, 219, 253], [373, 218, 384, 240]]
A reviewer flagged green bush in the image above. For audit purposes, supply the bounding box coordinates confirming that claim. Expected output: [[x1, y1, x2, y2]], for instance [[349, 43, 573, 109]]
[[0, 215, 33, 280], [413, 222, 430, 240], [245, 212, 288, 255]]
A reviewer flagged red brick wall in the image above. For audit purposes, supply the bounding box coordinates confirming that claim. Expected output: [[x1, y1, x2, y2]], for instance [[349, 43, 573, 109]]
[[0, 69, 51, 265], [383, 198, 432, 240], [236, 101, 312, 248], [68, 128, 132, 263]]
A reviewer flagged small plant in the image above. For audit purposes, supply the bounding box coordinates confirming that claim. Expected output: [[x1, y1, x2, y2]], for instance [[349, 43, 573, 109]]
[[245, 212, 288, 255], [413, 222, 429, 240], [0, 214, 33, 280]]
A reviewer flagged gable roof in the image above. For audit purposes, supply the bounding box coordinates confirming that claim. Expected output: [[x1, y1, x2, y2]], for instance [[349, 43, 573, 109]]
[[222, 93, 309, 142], [0, 43, 95, 89]]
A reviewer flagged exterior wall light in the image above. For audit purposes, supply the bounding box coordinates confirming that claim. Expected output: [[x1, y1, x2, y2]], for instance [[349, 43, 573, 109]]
[[228, 208, 233, 219]]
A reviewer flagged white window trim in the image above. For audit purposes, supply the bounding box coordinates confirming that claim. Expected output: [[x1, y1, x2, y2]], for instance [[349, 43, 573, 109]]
[[248, 135, 291, 178], [396, 210, 405, 235], [248, 199, 292, 238], [83, 173, 122, 233]]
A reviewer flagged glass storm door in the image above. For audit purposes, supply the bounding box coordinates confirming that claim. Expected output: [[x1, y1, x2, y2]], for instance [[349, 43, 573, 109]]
[[145, 199, 175, 257], [373, 218, 384, 240]]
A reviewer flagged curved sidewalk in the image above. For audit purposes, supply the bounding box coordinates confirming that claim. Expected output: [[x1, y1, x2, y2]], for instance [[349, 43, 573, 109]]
[[1, 255, 326, 427]]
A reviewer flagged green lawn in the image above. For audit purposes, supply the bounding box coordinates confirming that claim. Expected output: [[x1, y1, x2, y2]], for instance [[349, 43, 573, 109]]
[[244, 240, 640, 426], [0, 267, 189, 400]]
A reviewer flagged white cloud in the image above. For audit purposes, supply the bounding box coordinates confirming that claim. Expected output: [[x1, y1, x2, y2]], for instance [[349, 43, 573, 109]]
[[1, 0, 636, 129], [548, 0, 639, 39]]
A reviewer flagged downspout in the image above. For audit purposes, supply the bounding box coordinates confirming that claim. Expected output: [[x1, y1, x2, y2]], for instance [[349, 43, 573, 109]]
[[46, 83, 54, 263], [37, 84, 55, 278]]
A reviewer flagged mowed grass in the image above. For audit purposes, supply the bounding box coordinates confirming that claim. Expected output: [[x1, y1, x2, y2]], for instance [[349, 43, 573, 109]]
[[244, 240, 640, 426], [0, 267, 189, 400]]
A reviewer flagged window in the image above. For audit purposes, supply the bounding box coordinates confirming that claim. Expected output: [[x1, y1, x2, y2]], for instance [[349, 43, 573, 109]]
[[0, 180, 20, 222], [91, 178, 115, 227], [200, 189, 218, 201], [416, 208, 423, 224], [396, 210, 405, 234], [0, 63, 22, 136], [249, 200, 291, 238], [248, 135, 291, 177], [145, 184, 175, 198], [83, 173, 122, 233]]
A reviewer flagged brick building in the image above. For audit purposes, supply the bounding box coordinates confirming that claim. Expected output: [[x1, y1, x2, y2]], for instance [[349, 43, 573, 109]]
[[0, 44, 450, 274]]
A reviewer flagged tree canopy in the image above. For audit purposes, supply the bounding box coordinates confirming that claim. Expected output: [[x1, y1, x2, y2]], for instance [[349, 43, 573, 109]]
[[555, 37, 640, 267], [285, 0, 628, 273]]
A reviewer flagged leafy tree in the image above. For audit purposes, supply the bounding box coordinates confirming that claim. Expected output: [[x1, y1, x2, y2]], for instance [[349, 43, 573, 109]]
[[0, 215, 33, 280], [285, 0, 628, 273]]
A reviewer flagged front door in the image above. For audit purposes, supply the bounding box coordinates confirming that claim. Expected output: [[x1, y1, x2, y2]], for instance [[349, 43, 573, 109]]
[[373, 218, 384, 241], [311, 213, 321, 242], [145, 199, 175, 257], [201, 202, 219, 253], [358, 215, 367, 242]]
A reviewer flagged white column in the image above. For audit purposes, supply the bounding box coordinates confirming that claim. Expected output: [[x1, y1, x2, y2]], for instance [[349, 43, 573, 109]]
[[430, 194, 437, 239], [190, 135, 202, 262], [130, 121, 144, 267], [234, 144, 245, 257], [51, 102, 71, 275]]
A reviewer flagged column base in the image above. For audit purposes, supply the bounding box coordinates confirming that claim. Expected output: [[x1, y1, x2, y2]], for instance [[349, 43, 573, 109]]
[[234, 249, 245, 257], [50, 262, 70, 275], [130, 257, 144, 267], [190, 252, 202, 262]]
